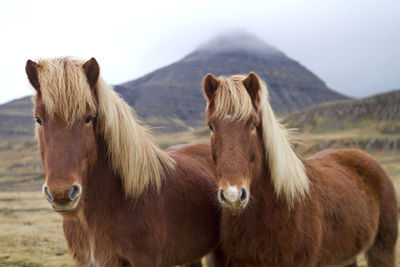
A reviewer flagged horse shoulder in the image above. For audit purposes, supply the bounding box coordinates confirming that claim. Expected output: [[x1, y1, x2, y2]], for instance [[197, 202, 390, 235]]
[[160, 145, 221, 266]]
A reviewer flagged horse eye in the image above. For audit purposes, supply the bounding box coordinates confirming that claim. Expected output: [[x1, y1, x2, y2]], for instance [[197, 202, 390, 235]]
[[85, 115, 93, 124], [251, 124, 256, 132], [34, 116, 42, 126], [209, 124, 214, 133]]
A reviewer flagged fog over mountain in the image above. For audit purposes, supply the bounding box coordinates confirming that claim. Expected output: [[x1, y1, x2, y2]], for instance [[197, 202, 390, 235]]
[[193, 30, 284, 58]]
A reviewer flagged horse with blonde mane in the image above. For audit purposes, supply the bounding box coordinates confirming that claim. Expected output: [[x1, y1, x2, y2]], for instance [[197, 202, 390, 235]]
[[25, 57, 228, 266], [202, 72, 398, 266]]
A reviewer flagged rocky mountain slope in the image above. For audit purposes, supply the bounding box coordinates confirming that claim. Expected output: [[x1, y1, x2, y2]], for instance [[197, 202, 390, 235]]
[[116, 31, 347, 131]]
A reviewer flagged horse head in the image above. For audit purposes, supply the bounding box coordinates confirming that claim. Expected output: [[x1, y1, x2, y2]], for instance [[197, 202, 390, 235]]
[[26, 58, 100, 212]]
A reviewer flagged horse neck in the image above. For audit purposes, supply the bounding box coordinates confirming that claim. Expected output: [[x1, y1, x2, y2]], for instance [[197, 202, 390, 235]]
[[82, 136, 124, 217], [247, 148, 290, 219]]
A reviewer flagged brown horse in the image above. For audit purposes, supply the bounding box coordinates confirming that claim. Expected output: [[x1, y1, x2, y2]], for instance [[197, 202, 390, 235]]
[[25, 57, 228, 266], [202, 72, 398, 266]]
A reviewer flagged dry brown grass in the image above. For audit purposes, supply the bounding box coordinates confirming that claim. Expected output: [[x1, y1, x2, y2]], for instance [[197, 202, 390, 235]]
[[0, 137, 43, 192], [0, 192, 71, 266]]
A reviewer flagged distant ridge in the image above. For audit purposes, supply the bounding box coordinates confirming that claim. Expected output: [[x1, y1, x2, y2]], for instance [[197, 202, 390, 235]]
[[0, 97, 33, 137], [283, 89, 400, 133]]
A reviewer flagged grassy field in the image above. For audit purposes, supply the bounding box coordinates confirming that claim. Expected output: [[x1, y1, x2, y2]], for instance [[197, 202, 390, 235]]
[[0, 129, 399, 266], [0, 192, 70, 266], [0, 137, 43, 193]]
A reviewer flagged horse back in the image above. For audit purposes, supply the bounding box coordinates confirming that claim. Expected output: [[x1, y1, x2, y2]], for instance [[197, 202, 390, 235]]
[[305, 149, 398, 265], [166, 143, 212, 162], [306, 148, 396, 201]]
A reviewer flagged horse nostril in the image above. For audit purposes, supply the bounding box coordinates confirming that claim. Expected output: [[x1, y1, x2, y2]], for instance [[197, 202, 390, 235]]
[[240, 188, 247, 203], [219, 189, 228, 204], [69, 184, 82, 201], [43, 185, 54, 203]]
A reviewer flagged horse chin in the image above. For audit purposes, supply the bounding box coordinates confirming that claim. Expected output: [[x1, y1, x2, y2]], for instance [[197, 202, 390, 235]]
[[220, 201, 247, 215], [50, 198, 81, 213]]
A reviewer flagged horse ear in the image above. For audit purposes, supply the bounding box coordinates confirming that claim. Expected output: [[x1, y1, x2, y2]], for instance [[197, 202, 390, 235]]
[[242, 72, 261, 107], [25, 60, 40, 91], [203, 73, 219, 102], [82, 57, 100, 89]]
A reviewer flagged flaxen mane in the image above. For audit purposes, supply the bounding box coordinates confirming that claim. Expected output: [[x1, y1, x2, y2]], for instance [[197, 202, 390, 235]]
[[211, 75, 310, 205], [35, 58, 175, 197]]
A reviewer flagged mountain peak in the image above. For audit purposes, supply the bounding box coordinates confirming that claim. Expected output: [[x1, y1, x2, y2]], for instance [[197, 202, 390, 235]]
[[190, 30, 285, 59]]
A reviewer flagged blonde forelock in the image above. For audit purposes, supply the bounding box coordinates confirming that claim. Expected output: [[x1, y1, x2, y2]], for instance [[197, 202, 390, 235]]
[[211, 75, 257, 122], [36, 57, 96, 126]]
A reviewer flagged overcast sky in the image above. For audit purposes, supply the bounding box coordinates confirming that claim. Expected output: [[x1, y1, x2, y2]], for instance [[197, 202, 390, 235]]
[[1, 0, 399, 104]]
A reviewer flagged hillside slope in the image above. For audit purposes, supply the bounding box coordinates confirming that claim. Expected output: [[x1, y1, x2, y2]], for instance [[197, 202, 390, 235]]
[[0, 97, 34, 138], [283, 89, 400, 134]]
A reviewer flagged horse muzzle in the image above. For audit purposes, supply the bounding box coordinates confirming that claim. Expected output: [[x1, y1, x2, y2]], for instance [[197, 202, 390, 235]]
[[218, 184, 249, 211], [42, 183, 82, 213]]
